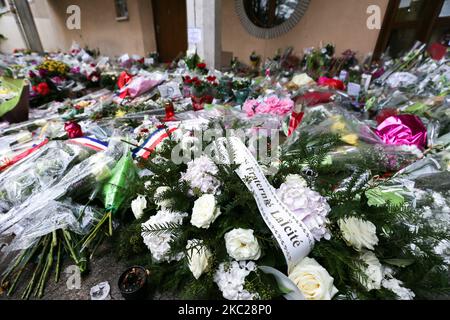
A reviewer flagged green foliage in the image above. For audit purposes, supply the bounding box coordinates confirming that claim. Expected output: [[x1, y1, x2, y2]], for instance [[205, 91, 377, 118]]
[[114, 126, 450, 300]]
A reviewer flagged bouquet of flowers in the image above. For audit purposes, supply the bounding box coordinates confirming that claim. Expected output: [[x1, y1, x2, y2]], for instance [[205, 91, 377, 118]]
[[184, 75, 218, 111], [37, 59, 70, 78], [28, 59, 71, 107], [184, 53, 208, 75], [243, 96, 294, 117], [114, 121, 450, 300]]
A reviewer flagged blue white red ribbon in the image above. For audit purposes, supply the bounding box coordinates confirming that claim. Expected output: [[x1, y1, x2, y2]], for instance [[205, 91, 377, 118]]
[[68, 136, 109, 151], [133, 126, 179, 159]]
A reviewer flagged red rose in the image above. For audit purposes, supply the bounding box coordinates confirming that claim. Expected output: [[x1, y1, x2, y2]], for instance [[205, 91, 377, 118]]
[[206, 75, 216, 82], [184, 75, 192, 84], [36, 82, 50, 96], [64, 121, 83, 139], [197, 63, 206, 69]]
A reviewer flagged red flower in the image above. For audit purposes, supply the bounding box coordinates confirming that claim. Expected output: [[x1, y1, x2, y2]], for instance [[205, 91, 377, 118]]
[[117, 71, 133, 89], [197, 63, 206, 69], [36, 82, 50, 96], [428, 42, 447, 61], [206, 75, 216, 83], [64, 121, 83, 139], [88, 71, 100, 82], [318, 77, 346, 91], [184, 75, 193, 84]]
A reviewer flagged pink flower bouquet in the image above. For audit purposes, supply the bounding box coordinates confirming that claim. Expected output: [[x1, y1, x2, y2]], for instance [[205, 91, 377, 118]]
[[243, 96, 294, 117]]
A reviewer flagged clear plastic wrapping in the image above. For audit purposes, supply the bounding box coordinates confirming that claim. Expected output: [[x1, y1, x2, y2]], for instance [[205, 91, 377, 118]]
[[0, 141, 91, 214]]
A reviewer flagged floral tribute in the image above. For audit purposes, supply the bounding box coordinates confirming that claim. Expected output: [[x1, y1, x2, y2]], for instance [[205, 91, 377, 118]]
[[243, 96, 294, 117], [116, 123, 450, 301]]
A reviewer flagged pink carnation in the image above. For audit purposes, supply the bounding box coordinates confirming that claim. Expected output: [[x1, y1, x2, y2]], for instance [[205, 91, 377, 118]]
[[243, 96, 294, 117], [243, 99, 259, 117]]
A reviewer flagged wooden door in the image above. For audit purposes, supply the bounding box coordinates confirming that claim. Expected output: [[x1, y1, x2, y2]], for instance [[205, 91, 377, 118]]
[[152, 0, 188, 62], [374, 0, 450, 59]]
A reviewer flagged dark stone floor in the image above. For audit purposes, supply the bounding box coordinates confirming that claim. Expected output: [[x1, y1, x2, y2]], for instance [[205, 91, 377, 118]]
[[0, 242, 127, 300]]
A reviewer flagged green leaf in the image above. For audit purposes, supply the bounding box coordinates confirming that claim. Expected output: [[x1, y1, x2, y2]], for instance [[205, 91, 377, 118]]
[[404, 102, 428, 115], [258, 266, 305, 300], [365, 187, 404, 207], [0, 77, 25, 117], [383, 259, 415, 268]]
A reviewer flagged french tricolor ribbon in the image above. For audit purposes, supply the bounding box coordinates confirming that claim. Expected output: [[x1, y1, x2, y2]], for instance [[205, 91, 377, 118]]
[[67, 136, 109, 151], [0, 139, 49, 172], [133, 126, 179, 159]]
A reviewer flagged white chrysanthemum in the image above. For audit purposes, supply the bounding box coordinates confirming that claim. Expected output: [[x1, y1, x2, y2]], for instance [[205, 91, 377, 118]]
[[141, 209, 187, 262], [213, 261, 259, 300], [276, 174, 331, 241], [180, 155, 221, 195]]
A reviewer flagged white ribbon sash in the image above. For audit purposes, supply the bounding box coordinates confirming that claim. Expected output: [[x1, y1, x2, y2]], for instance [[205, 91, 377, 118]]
[[215, 137, 314, 272]]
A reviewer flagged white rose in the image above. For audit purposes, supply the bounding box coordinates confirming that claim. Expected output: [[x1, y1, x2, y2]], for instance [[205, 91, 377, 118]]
[[154, 186, 172, 210], [191, 194, 221, 229], [359, 251, 383, 291], [131, 195, 147, 219], [288, 257, 338, 300], [186, 239, 212, 279], [224, 228, 261, 261], [338, 217, 379, 251]]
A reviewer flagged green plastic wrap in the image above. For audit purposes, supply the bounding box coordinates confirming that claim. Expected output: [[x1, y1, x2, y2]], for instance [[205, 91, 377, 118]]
[[101, 152, 137, 214]]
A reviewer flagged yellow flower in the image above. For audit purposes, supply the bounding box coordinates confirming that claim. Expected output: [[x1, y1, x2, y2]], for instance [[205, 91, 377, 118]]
[[331, 121, 346, 132], [115, 110, 126, 118], [341, 134, 359, 146]]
